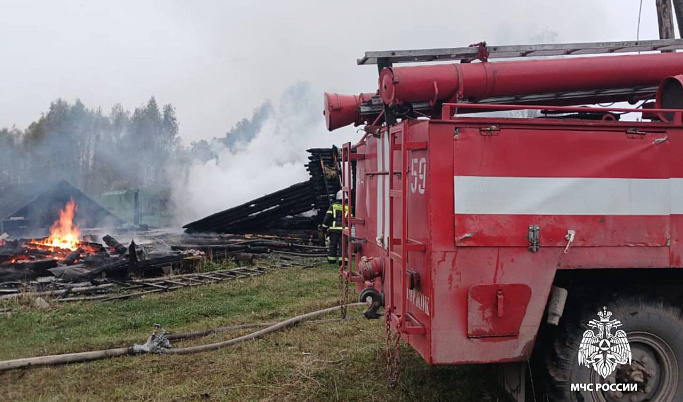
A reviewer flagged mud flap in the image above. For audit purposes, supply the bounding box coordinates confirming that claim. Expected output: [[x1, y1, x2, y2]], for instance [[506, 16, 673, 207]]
[[499, 362, 526, 402], [467, 283, 532, 337]]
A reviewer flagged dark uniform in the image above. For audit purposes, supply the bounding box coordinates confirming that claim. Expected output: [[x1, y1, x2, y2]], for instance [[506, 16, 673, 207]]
[[322, 201, 349, 264]]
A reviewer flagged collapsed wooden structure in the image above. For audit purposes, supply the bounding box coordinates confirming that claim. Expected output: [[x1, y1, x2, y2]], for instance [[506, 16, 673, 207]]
[[183, 147, 340, 234], [0, 231, 327, 283], [0, 180, 123, 237], [0, 235, 189, 283]]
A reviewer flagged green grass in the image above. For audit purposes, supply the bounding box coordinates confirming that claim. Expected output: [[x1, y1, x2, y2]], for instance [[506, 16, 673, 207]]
[[193, 258, 237, 273], [0, 264, 505, 401]]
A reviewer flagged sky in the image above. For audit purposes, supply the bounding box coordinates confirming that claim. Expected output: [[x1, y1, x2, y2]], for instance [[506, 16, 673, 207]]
[[0, 0, 669, 145]]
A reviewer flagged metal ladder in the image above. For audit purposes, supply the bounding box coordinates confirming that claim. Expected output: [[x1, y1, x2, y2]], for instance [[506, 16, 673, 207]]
[[357, 39, 683, 65], [386, 125, 427, 335], [340, 143, 364, 282]]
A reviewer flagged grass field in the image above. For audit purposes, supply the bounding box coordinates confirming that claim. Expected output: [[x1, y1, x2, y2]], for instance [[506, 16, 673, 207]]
[[0, 263, 505, 401]]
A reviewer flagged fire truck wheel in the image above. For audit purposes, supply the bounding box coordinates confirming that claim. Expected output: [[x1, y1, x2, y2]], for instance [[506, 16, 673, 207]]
[[545, 296, 683, 402]]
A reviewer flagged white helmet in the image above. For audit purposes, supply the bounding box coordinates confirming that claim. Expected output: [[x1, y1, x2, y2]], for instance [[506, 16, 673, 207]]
[[335, 190, 343, 201]]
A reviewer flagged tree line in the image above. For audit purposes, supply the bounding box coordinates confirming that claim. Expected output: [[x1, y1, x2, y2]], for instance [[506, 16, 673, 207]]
[[0, 95, 282, 223], [0, 97, 179, 206]]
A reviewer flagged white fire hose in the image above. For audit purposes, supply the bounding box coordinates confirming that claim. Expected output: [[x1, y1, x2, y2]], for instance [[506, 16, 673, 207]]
[[0, 303, 363, 371]]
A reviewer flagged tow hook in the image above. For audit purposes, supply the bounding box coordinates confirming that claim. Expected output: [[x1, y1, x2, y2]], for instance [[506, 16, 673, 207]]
[[359, 287, 383, 319]]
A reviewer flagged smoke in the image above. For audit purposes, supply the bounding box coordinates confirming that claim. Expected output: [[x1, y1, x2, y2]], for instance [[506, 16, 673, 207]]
[[0, 81, 358, 230], [172, 81, 350, 223], [218, 102, 274, 152]]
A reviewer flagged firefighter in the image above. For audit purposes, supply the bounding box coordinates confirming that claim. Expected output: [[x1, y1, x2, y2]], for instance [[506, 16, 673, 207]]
[[322, 190, 349, 264]]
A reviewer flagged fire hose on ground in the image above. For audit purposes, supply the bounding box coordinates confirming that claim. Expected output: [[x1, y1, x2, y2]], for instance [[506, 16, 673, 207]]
[[0, 303, 364, 371]]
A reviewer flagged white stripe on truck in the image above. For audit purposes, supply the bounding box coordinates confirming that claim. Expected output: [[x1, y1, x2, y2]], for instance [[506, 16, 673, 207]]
[[454, 176, 683, 215]]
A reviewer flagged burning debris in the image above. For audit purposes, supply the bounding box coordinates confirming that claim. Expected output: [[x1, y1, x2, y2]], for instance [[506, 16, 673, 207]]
[[0, 200, 183, 282], [0, 196, 328, 300], [0, 180, 123, 237]]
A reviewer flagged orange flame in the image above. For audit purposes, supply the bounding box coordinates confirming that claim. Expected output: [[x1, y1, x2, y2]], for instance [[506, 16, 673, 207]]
[[39, 199, 81, 251]]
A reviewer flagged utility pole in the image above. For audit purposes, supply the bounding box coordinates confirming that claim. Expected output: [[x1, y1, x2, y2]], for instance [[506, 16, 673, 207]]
[[673, 0, 683, 37], [657, 0, 676, 39]]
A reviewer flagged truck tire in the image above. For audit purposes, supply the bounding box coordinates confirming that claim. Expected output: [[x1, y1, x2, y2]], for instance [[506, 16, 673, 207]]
[[545, 296, 683, 402]]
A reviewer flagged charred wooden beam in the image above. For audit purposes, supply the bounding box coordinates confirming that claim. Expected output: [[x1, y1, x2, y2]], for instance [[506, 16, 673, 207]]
[[183, 180, 317, 233], [13, 259, 59, 274], [137, 254, 184, 277], [63, 248, 83, 266], [79, 259, 129, 280], [128, 240, 139, 278], [103, 235, 127, 255], [0, 268, 33, 283]]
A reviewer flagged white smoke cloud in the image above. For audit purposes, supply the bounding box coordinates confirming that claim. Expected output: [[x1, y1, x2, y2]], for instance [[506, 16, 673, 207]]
[[173, 81, 357, 223]]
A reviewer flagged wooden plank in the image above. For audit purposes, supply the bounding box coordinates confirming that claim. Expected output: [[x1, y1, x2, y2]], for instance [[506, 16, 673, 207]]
[[195, 274, 224, 281], [140, 282, 169, 290], [162, 280, 192, 287]]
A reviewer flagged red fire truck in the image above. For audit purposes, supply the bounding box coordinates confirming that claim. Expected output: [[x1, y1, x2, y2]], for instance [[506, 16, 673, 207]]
[[324, 40, 683, 402]]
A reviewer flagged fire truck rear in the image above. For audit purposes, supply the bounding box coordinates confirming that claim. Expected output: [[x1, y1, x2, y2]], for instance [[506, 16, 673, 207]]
[[324, 40, 683, 402]]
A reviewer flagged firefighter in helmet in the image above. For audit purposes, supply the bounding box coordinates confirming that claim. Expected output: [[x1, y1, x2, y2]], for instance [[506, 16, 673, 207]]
[[322, 190, 349, 264]]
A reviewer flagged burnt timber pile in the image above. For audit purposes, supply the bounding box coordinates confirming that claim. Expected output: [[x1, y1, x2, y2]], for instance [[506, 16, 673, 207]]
[[183, 147, 340, 234], [0, 235, 191, 284], [0, 232, 327, 301], [0, 232, 327, 283], [0, 148, 338, 297]]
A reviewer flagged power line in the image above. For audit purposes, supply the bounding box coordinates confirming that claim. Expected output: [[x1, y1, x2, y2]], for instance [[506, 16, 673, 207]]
[[637, 0, 644, 40]]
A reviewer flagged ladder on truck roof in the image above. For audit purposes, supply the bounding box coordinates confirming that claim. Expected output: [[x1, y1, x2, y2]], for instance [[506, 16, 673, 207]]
[[357, 38, 683, 65]]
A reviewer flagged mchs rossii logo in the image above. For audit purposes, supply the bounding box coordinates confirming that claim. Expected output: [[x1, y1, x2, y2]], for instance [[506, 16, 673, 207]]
[[571, 306, 637, 393], [578, 306, 632, 378]]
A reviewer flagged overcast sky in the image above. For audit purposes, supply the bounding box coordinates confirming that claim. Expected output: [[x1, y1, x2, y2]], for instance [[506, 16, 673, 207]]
[[0, 0, 666, 144]]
